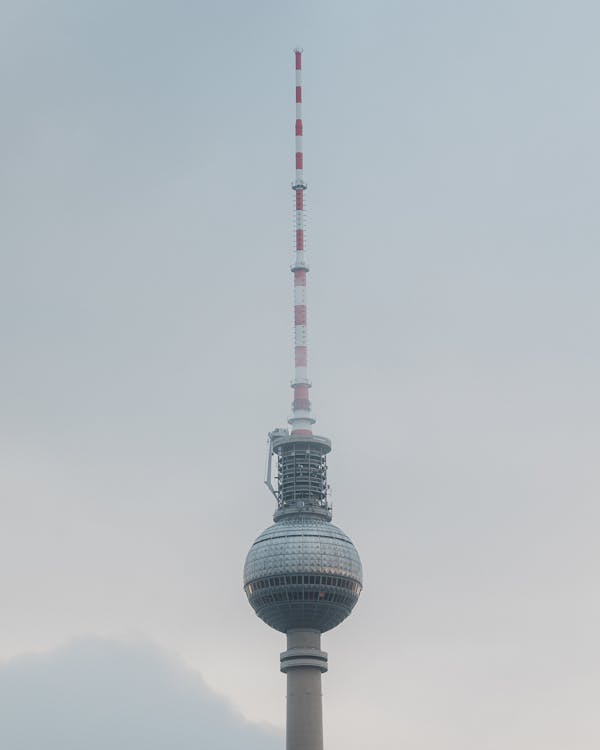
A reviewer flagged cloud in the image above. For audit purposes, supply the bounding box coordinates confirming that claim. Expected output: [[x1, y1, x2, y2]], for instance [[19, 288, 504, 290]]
[[0, 637, 281, 750]]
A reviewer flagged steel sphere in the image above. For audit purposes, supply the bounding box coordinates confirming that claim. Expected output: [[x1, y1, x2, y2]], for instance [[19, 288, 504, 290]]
[[244, 515, 362, 633]]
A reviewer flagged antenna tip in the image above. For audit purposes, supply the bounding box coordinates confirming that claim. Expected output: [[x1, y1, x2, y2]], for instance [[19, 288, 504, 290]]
[[293, 47, 303, 54]]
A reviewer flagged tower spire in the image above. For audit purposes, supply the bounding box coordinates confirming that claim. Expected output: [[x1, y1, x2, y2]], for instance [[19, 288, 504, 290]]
[[289, 47, 314, 436]]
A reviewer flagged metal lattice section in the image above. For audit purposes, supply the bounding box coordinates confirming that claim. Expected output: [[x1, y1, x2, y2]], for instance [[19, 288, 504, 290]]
[[276, 440, 329, 510]]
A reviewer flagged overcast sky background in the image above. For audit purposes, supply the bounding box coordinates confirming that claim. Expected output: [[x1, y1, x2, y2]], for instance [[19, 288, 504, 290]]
[[1, 1, 599, 748], [0, 637, 281, 749]]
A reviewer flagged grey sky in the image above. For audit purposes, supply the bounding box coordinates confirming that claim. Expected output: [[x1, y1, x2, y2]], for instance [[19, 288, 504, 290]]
[[1, 1, 599, 748], [0, 637, 281, 748]]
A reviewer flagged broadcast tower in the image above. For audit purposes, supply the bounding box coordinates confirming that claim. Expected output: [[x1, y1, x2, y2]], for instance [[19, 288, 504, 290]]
[[244, 50, 363, 750]]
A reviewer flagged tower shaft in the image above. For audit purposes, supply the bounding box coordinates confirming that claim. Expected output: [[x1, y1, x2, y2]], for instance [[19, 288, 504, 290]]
[[281, 629, 328, 750], [290, 48, 314, 436]]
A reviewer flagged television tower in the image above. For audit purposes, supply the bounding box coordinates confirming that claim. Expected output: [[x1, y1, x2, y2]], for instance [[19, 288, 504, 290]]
[[244, 49, 363, 750]]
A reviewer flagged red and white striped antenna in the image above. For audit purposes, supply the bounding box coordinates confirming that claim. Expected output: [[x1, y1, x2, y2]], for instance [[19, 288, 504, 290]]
[[289, 47, 315, 437]]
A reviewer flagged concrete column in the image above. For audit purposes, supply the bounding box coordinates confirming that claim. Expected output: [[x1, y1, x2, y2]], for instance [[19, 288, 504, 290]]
[[280, 629, 328, 750]]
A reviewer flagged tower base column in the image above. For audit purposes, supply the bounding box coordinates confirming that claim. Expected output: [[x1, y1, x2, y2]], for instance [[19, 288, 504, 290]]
[[280, 629, 328, 750]]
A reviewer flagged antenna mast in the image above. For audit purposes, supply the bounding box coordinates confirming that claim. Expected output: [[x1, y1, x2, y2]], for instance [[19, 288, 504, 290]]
[[289, 47, 314, 436], [263, 49, 331, 520]]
